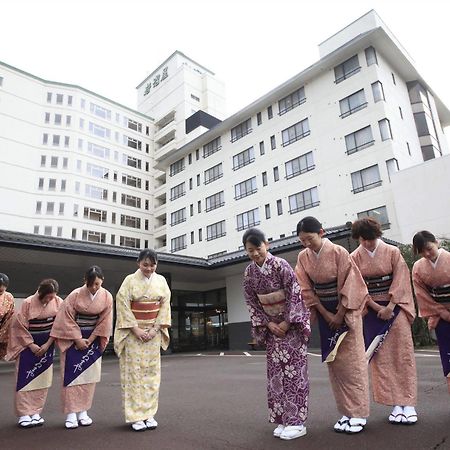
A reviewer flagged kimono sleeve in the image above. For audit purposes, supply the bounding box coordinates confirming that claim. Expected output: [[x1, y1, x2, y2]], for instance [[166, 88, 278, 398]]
[[337, 248, 369, 311], [5, 301, 33, 361], [294, 254, 319, 308], [115, 275, 138, 330], [279, 259, 310, 337], [91, 290, 113, 351], [388, 247, 416, 323], [155, 276, 171, 351], [0, 293, 14, 344], [243, 267, 269, 345]]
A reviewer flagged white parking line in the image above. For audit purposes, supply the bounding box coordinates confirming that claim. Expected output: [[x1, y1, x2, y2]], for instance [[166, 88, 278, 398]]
[[220, 352, 224, 356], [243, 352, 252, 356]]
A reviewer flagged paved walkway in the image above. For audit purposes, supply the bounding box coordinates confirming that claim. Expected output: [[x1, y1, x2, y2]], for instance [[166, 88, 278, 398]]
[[0, 350, 448, 450]]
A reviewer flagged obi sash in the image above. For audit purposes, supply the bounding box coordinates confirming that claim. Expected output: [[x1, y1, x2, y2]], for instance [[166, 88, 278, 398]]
[[363, 301, 400, 362], [426, 284, 450, 304], [63, 313, 102, 387], [256, 290, 285, 318], [316, 299, 349, 363], [364, 273, 393, 296], [314, 280, 339, 307], [131, 296, 162, 325], [16, 317, 56, 392], [434, 319, 450, 378]]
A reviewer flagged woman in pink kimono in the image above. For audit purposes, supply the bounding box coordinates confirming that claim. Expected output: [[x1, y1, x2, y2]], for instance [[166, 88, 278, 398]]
[[351, 218, 417, 424], [51, 265, 113, 429], [0, 273, 14, 359], [242, 228, 310, 441], [6, 279, 62, 428], [412, 230, 450, 394], [294, 216, 370, 434]]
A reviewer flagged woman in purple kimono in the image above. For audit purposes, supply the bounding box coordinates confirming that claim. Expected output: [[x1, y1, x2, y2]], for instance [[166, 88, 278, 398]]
[[242, 228, 310, 440]]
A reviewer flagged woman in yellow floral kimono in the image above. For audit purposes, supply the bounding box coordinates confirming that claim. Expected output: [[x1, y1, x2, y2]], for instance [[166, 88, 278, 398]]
[[114, 249, 171, 432]]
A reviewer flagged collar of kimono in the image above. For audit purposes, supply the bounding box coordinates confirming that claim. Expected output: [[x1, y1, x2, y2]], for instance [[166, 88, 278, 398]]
[[135, 269, 155, 283], [28, 293, 57, 319]]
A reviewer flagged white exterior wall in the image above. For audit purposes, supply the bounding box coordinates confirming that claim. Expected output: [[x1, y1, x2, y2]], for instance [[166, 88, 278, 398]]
[[226, 274, 249, 324], [0, 63, 154, 248]]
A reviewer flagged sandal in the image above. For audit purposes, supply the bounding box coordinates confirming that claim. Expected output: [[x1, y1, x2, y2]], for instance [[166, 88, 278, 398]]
[[333, 416, 349, 433], [401, 406, 418, 425], [131, 421, 147, 432], [389, 405, 404, 424], [65, 413, 79, 429], [345, 417, 366, 434], [18, 416, 33, 428], [31, 414, 44, 427]]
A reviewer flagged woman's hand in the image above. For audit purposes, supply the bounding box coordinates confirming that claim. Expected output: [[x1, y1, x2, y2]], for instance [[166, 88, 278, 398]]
[[427, 315, 440, 330], [132, 327, 149, 342], [35, 342, 51, 357], [278, 321, 290, 333], [328, 312, 344, 330], [377, 306, 394, 321], [75, 338, 89, 350], [267, 322, 286, 338], [28, 343, 41, 355]]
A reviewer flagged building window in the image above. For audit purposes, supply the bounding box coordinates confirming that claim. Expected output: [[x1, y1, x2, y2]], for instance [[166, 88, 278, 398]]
[[236, 208, 260, 231], [170, 182, 186, 200], [197, 174, 200, 186], [365, 46, 378, 66], [123, 155, 142, 169], [34, 226, 39, 234], [71, 228, 77, 239], [391, 72, 396, 85], [421, 145, 440, 161], [54, 114, 62, 125], [59, 203, 65, 215], [82, 230, 107, 243], [124, 136, 142, 150], [127, 118, 142, 132], [66, 115, 72, 126], [262, 171, 268, 186], [45, 112, 50, 123], [87, 163, 109, 179], [288, 187, 319, 214], [413, 112, 431, 137], [386, 158, 399, 182], [265, 204, 271, 219], [84, 207, 107, 222], [80, 118, 84, 129], [120, 214, 141, 229], [57, 227, 63, 237], [38, 178, 44, 190], [345, 126, 374, 155], [230, 118, 252, 142], [196, 149, 200, 160], [170, 208, 186, 226], [267, 105, 273, 119], [64, 136, 70, 148], [278, 86, 306, 115], [259, 141, 265, 155], [205, 191, 225, 212], [191, 231, 194, 244], [90, 103, 112, 120], [270, 135, 276, 150], [191, 94, 200, 102], [357, 206, 390, 229], [190, 204, 194, 216], [232, 147, 254, 170], [89, 122, 111, 139], [88, 142, 110, 159], [197, 200, 201, 213], [334, 55, 360, 83], [85, 184, 108, 200], [206, 220, 226, 241], [277, 199, 283, 215], [121, 194, 141, 208], [257, 112, 262, 125], [120, 236, 140, 248], [399, 106, 403, 120], [189, 178, 193, 190], [122, 174, 142, 188], [171, 235, 187, 253], [61, 180, 66, 192], [48, 179, 56, 191], [198, 229, 203, 242], [285, 151, 315, 179], [379, 118, 393, 141], [204, 163, 223, 184], [339, 89, 367, 118], [46, 202, 55, 215], [47, 92, 52, 103], [67, 96, 73, 106], [371, 81, 385, 103], [43, 133, 48, 145], [203, 137, 221, 158], [351, 165, 382, 193], [234, 177, 257, 200], [273, 166, 279, 182], [56, 94, 63, 104], [170, 158, 185, 176], [35, 201, 42, 214], [52, 135, 60, 146], [44, 226, 52, 236], [407, 142, 411, 156], [281, 118, 310, 147]]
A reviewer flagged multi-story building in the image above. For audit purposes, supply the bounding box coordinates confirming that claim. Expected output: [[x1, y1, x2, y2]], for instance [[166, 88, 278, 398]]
[[153, 10, 449, 257]]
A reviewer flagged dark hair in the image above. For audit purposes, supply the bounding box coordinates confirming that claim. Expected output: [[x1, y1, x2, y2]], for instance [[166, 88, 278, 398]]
[[0, 273, 9, 288], [37, 279, 59, 300], [412, 230, 437, 254], [84, 265, 104, 287], [242, 228, 267, 247], [351, 217, 383, 240], [296, 216, 322, 235], [137, 249, 158, 264]]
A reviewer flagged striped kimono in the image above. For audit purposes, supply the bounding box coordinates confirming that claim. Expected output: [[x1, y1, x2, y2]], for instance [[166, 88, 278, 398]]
[[51, 286, 113, 414], [6, 294, 62, 416], [114, 270, 171, 423]]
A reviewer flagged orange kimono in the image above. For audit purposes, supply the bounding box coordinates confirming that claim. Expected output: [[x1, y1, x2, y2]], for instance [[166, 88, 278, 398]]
[[51, 286, 113, 414], [6, 294, 62, 416], [0, 290, 14, 359], [351, 240, 417, 406], [295, 238, 370, 418]]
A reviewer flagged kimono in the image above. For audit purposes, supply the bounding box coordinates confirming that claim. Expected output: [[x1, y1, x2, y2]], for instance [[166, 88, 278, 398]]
[[51, 286, 113, 414], [0, 290, 14, 359], [295, 238, 370, 418], [114, 270, 171, 423], [351, 240, 417, 406], [412, 249, 450, 393], [6, 294, 62, 416], [243, 253, 310, 426]]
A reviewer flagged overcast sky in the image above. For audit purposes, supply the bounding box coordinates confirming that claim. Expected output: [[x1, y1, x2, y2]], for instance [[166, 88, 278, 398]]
[[1, 0, 449, 122]]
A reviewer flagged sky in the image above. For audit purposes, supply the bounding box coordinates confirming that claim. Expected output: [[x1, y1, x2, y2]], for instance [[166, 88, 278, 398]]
[[1, 0, 450, 120]]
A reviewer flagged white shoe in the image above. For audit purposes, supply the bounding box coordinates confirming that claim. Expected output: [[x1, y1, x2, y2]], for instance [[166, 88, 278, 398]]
[[333, 415, 349, 433], [402, 406, 418, 425], [31, 413, 44, 426], [131, 420, 147, 432], [18, 415, 33, 428], [280, 425, 307, 440], [65, 413, 79, 429], [345, 417, 366, 434], [273, 424, 285, 437], [77, 411, 93, 426], [145, 417, 158, 429], [389, 405, 403, 424]]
